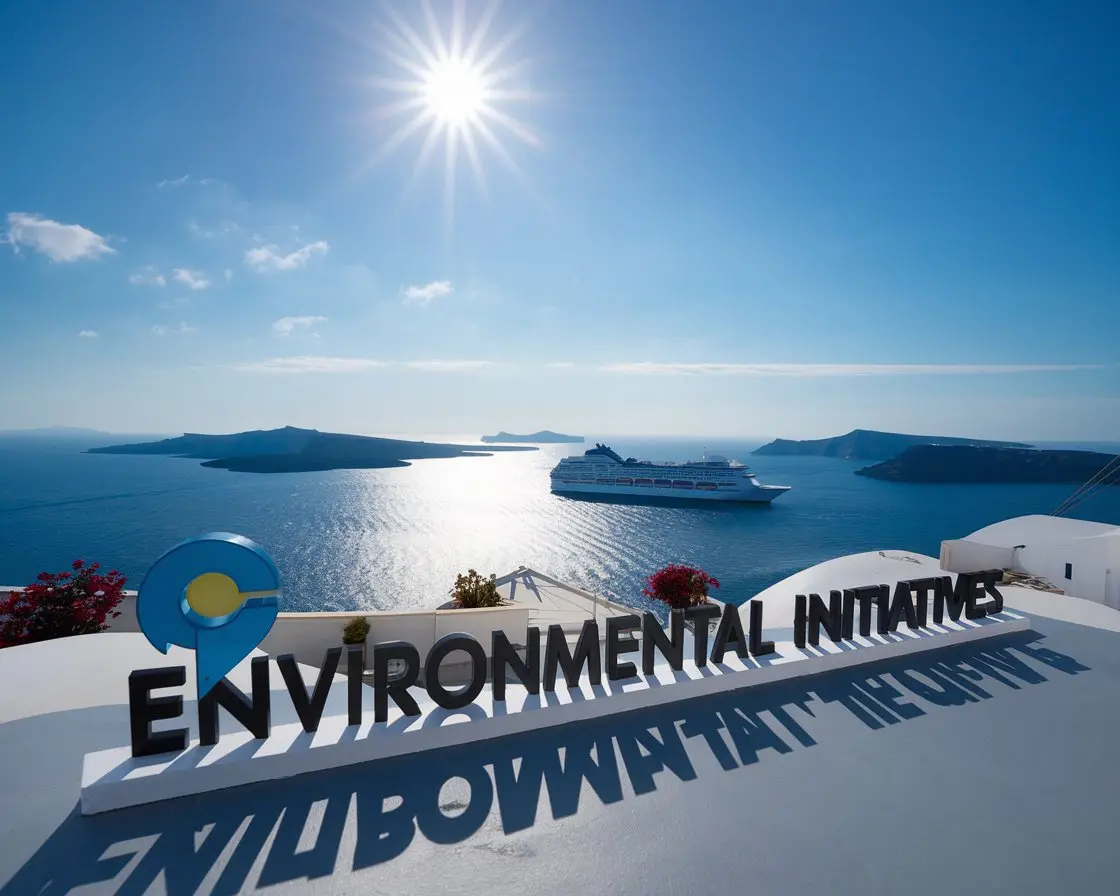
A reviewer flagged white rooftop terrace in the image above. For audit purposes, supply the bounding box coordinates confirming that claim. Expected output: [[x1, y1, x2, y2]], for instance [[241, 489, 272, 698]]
[[4, 548, 1120, 894]]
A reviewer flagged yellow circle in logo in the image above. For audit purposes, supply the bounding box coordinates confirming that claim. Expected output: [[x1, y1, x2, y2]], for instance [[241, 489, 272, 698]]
[[185, 572, 244, 618]]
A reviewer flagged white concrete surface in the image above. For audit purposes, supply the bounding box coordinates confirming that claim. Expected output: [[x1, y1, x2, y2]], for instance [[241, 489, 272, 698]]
[[79, 609, 1028, 814]]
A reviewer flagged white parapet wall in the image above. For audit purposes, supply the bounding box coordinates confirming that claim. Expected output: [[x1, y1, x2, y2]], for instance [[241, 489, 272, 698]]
[[256, 604, 534, 670], [940, 540, 1016, 575], [52, 589, 535, 672]]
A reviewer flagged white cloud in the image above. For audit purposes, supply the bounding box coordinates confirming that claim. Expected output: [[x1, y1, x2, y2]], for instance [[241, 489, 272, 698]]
[[188, 219, 242, 240], [157, 175, 215, 188], [598, 362, 1105, 377], [230, 356, 495, 374], [152, 321, 198, 337], [272, 315, 327, 336], [245, 240, 329, 272], [172, 268, 210, 290], [232, 356, 393, 374], [78, 330, 99, 338], [4, 212, 115, 263], [129, 266, 166, 287], [405, 359, 493, 372], [402, 280, 453, 305], [158, 296, 191, 310]]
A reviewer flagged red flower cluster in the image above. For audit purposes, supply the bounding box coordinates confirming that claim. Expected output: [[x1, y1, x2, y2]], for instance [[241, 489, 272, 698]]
[[0, 559, 126, 649], [642, 563, 721, 609]]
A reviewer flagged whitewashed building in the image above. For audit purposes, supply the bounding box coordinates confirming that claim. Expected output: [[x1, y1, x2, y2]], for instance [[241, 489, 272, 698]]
[[941, 514, 1120, 610]]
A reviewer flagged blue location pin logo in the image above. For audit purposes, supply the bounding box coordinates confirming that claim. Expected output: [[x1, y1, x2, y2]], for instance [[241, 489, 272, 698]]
[[137, 533, 280, 698]]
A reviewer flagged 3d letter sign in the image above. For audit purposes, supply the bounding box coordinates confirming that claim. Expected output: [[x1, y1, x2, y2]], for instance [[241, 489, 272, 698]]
[[126, 533, 1014, 760]]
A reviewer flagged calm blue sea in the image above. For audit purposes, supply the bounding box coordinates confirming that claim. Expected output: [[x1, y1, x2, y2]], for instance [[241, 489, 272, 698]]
[[2, 434, 1118, 614]]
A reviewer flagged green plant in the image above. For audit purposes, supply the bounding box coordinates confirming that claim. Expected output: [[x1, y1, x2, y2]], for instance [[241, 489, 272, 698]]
[[342, 616, 370, 644], [450, 569, 503, 609]]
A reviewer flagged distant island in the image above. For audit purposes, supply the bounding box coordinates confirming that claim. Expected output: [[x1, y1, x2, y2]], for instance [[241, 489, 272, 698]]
[[87, 426, 536, 473], [855, 445, 1120, 485], [480, 430, 584, 444], [752, 429, 1031, 461]]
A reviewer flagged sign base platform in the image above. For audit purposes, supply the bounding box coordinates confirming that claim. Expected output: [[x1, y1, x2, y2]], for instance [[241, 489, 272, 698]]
[[82, 611, 1030, 815]]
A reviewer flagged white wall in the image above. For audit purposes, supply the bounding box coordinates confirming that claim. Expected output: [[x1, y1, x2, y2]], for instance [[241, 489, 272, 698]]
[[939, 540, 1014, 575], [108, 593, 139, 632], [94, 593, 536, 672], [257, 605, 534, 670], [944, 532, 1120, 606], [1015, 537, 1117, 604], [1106, 568, 1120, 611]]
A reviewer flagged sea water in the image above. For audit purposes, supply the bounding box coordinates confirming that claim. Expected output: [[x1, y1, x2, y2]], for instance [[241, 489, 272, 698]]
[[2, 435, 1118, 614]]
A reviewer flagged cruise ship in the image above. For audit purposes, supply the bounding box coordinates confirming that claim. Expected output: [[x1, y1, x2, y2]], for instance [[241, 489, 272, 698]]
[[549, 444, 791, 503]]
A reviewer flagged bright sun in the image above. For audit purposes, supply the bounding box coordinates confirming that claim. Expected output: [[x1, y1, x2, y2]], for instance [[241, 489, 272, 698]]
[[423, 58, 486, 125], [367, 0, 539, 216]]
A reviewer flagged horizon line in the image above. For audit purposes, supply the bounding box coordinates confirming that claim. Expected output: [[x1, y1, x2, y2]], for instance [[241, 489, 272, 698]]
[[2, 426, 1119, 447]]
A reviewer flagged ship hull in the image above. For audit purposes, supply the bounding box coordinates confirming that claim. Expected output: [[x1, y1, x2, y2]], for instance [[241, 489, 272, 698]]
[[550, 481, 789, 504]]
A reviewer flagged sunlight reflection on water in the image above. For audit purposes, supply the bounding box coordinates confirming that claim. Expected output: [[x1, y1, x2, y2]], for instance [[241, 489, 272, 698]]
[[2, 438, 1119, 613]]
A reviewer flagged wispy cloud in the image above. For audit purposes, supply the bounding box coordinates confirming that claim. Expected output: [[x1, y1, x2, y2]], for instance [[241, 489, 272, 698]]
[[231, 356, 494, 374], [78, 330, 99, 339], [172, 268, 210, 290], [548, 362, 575, 368], [272, 315, 327, 336], [231, 356, 392, 374], [187, 219, 243, 240], [4, 212, 115, 263], [245, 240, 329, 272], [598, 362, 1105, 377], [128, 266, 166, 287], [157, 175, 215, 188], [405, 359, 493, 372], [402, 280, 453, 305], [158, 296, 191, 310], [152, 321, 199, 337]]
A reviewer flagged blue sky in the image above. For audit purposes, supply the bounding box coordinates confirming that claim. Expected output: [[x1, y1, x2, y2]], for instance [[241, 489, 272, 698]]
[[1, 0, 1117, 440]]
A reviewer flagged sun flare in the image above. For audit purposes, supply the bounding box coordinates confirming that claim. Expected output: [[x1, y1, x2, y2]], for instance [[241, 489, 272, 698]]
[[367, 0, 540, 217], [423, 58, 486, 125]]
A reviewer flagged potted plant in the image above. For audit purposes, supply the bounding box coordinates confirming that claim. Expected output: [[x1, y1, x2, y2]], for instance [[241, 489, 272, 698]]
[[642, 564, 720, 627], [449, 569, 504, 609], [341, 616, 370, 672], [0, 560, 126, 649]]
